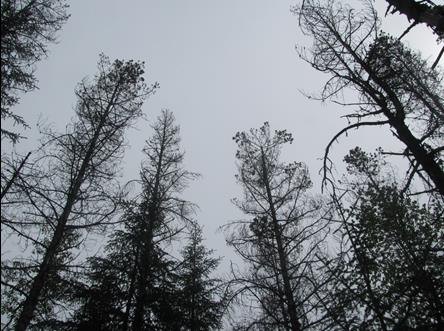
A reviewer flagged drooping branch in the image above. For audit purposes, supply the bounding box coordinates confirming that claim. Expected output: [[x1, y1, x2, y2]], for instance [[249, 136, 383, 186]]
[[321, 120, 389, 191]]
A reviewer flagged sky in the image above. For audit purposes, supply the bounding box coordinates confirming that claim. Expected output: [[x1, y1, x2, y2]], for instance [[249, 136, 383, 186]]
[[2, 0, 441, 276]]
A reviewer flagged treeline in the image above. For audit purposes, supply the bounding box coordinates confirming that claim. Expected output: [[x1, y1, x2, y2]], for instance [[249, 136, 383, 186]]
[[1, 0, 443, 331]]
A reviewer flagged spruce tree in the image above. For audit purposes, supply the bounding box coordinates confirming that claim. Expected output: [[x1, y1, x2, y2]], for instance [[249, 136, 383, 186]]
[[177, 224, 225, 331]]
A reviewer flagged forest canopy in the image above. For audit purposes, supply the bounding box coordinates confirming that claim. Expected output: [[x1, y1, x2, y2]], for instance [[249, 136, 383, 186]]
[[1, 0, 443, 330]]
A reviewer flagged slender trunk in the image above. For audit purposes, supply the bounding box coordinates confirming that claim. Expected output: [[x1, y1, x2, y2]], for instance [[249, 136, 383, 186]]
[[14, 137, 98, 331], [14, 84, 120, 330], [365, 52, 444, 196], [122, 247, 139, 331], [190, 290, 196, 331], [190, 250, 195, 331], [132, 121, 167, 331], [274, 267, 291, 329], [261, 150, 301, 331], [132, 219, 154, 331]]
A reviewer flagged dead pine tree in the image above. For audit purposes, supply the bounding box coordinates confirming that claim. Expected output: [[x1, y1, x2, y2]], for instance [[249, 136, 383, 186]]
[[1, 54, 157, 331], [61, 111, 198, 331], [224, 123, 329, 331]]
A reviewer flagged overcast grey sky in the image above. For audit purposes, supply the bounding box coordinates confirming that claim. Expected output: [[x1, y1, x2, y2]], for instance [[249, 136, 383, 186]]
[[3, 0, 441, 273]]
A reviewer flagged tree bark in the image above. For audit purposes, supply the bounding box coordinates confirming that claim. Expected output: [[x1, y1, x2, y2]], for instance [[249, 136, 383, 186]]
[[132, 219, 154, 331], [386, 114, 444, 196], [122, 247, 139, 331]]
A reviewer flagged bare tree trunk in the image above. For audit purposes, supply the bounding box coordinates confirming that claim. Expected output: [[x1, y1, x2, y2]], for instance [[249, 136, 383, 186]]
[[387, 115, 444, 196], [332, 27, 444, 196], [261, 150, 301, 331], [14, 123, 104, 331]]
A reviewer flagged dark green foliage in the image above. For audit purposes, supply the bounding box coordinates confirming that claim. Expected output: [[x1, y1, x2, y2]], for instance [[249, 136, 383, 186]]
[[65, 226, 181, 331], [383, 0, 444, 40], [365, 34, 444, 150], [67, 257, 128, 331], [66, 222, 225, 331]]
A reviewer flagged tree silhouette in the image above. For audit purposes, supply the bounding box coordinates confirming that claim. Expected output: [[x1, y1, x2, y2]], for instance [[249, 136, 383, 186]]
[[1, 0, 69, 142], [294, 0, 444, 197], [225, 123, 329, 331], [384, 0, 444, 41], [63, 110, 198, 331], [318, 147, 444, 330], [1, 54, 157, 331], [130, 109, 198, 331], [177, 224, 225, 331], [64, 219, 181, 331]]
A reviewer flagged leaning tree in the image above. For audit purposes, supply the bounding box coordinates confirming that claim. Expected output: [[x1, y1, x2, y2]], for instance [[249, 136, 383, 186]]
[[1, 54, 157, 331], [317, 147, 444, 330], [294, 0, 444, 196], [66, 110, 199, 331]]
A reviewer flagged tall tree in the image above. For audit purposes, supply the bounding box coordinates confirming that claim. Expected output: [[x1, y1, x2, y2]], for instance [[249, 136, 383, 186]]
[[64, 217, 181, 331], [131, 109, 198, 331], [65, 110, 198, 331], [294, 0, 444, 196], [1, 0, 69, 142], [1, 54, 157, 330], [177, 224, 225, 331], [318, 147, 444, 330], [225, 123, 329, 331]]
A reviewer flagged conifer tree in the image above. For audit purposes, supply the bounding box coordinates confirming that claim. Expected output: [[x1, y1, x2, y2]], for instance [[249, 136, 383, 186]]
[[319, 148, 444, 330], [64, 110, 197, 331], [1, 0, 70, 142], [1, 54, 156, 330], [225, 123, 328, 331], [294, 0, 444, 196], [177, 224, 225, 331], [131, 109, 198, 331]]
